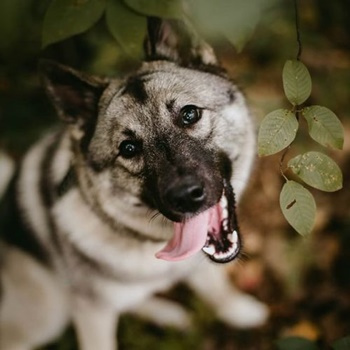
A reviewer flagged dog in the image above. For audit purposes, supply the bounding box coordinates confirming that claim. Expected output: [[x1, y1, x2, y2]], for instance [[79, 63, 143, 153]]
[[0, 18, 268, 350]]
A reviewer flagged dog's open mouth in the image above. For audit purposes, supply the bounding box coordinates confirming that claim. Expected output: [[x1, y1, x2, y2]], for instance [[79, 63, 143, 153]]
[[155, 181, 241, 263]]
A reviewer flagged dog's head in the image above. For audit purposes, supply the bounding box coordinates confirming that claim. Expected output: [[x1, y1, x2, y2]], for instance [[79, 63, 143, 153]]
[[40, 18, 255, 263]]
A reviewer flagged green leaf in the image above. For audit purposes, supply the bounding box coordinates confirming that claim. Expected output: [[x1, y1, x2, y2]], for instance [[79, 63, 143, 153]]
[[276, 337, 319, 350], [220, 2, 261, 52], [123, 0, 183, 19], [188, 0, 265, 52], [288, 151, 343, 192], [106, 0, 147, 58], [280, 181, 316, 236], [302, 105, 344, 150], [42, 0, 106, 47], [332, 336, 350, 350], [283, 60, 312, 106], [258, 109, 298, 156]]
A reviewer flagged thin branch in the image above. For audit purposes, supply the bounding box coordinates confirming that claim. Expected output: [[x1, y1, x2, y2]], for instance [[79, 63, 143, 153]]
[[279, 1, 303, 180], [279, 145, 290, 181], [294, 0, 302, 60]]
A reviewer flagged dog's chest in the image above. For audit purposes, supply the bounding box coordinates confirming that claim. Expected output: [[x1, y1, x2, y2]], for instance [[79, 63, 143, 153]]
[[52, 189, 199, 283]]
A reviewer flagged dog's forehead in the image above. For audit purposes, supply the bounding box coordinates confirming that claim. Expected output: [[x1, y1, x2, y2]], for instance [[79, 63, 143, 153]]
[[139, 65, 231, 102], [102, 64, 232, 126], [100, 62, 233, 138]]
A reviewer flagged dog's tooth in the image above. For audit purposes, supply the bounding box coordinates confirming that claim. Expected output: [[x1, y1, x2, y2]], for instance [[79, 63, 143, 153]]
[[229, 245, 238, 255], [220, 194, 228, 209], [227, 230, 238, 244], [202, 245, 215, 256]]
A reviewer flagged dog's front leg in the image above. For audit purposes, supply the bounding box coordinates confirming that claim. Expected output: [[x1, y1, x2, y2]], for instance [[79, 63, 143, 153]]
[[72, 296, 118, 350], [186, 262, 269, 328]]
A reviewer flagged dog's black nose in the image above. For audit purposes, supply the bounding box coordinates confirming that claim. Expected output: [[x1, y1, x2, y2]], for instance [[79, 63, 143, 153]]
[[165, 178, 206, 213]]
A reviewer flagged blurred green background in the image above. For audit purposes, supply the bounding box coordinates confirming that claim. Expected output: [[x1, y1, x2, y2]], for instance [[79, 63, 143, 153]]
[[1, 0, 350, 349]]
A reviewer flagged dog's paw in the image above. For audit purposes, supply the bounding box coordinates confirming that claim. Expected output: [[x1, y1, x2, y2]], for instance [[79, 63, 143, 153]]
[[131, 297, 192, 330], [217, 294, 269, 329]]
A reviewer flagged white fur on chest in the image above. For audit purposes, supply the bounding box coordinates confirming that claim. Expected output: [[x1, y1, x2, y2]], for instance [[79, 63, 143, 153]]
[[53, 189, 200, 282]]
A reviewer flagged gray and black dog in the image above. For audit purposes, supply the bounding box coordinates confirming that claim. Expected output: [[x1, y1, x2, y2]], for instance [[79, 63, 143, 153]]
[[0, 18, 267, 350]]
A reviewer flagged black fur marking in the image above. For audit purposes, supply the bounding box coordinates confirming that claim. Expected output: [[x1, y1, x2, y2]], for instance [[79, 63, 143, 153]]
[[227, 89, 236, 103], [154, 136, 176, 164], [166, 99, 176, 113], [56, 167, 77, 198], [218, 151, 233, 181], [146, 17, 162, 59], [40, 60, 107, 125], [0, 172, 51, 265], [141, 134, 224, 223], [39, 133, 63, 207], [140, 182, 158, 212], [38, 133, 68, 259], [80, 112, 98, 153], [40, 61, 107, 154], [144, 17, 179, 62], [122, 76, 148, 104], [122, 128, 137, 139]]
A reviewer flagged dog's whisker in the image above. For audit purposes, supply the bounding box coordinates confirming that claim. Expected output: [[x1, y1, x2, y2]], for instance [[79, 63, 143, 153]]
[[236, 251, 250, 266], [149, 211, 161, 223]]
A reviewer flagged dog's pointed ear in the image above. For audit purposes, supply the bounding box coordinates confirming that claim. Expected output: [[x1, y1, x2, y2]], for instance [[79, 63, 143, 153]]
[[144, 17, 182, 62], [144, 17, 218, 66], [39, 60, 109, 127]]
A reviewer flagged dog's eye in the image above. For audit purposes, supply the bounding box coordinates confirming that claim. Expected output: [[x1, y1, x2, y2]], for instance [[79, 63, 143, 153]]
[[180, 105, 201, 126], [119, 140, 141, 159]]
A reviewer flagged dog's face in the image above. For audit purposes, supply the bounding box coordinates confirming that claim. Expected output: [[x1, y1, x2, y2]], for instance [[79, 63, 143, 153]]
[[90, 62, 234, 220], [41, 19, 255, 263]]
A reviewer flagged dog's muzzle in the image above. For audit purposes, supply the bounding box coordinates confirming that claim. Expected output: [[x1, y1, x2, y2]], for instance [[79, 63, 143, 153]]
[[156, 179, 241, 264]]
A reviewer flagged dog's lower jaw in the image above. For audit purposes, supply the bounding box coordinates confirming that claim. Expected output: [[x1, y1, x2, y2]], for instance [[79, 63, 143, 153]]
[[203, 229, 240, 263]]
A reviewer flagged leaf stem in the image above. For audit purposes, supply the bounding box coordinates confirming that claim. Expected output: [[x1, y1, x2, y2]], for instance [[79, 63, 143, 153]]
[[293, 105, 301, 121], [279, 0, 303, 179], [279, 145, 290, 181], [294, 0, 302, 60]]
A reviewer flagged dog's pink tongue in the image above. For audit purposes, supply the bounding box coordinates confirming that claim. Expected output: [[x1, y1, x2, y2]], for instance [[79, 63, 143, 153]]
[[155, 210, 210, 261], [155, 205, 222, 261]]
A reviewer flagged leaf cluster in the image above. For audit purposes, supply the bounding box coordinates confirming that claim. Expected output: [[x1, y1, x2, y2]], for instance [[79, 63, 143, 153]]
[[40, 0, 276, 56], [258, 60, 344, 235]]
